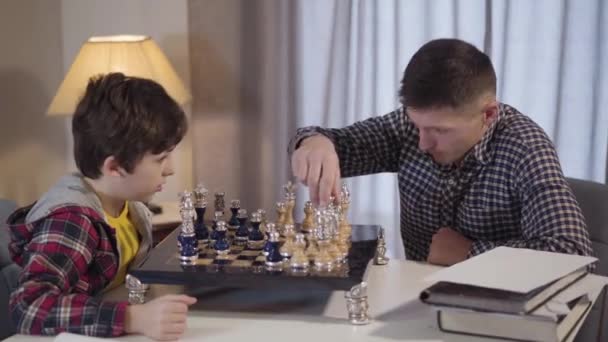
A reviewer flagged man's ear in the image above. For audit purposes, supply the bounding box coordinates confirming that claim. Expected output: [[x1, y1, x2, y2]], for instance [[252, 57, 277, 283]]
[[101, 156, 127, 177], [481, 100, 499, 127]]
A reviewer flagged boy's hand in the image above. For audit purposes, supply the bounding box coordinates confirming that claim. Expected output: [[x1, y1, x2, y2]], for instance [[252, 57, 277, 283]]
[[125, 294, 197, 341], [291, 134, 341, 206]]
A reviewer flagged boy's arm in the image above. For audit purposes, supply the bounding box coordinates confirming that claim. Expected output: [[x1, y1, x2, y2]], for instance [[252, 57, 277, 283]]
[[288, 108, 415, 177], [10, 213, 128, 337], [468, 142, 593, 258]]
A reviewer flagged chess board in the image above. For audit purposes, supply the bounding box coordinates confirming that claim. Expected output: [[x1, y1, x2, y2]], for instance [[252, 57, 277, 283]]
[[130, 224, 380, 291]]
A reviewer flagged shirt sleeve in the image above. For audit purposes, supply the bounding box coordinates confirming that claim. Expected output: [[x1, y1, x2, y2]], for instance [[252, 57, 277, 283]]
[[469, 142, 594, 261], [9, 213, 128, 337], [288, 108, 416, 177]]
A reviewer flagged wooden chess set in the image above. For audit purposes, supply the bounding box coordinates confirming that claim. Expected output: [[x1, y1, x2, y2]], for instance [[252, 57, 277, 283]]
[[128, 181, 389, 324]]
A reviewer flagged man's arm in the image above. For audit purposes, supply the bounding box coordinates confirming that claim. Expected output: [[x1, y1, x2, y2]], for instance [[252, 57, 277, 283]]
[[289, 108, 415, 177], [469, 142, 593, 258], [9, 214, 128, 337]]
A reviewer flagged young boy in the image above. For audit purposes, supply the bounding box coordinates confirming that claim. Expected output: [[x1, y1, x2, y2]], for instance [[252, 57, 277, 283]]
[[7, 73, 197, 340]]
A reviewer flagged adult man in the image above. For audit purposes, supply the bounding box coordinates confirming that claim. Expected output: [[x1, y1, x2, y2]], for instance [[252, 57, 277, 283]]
[[289, 38, 592, 266]]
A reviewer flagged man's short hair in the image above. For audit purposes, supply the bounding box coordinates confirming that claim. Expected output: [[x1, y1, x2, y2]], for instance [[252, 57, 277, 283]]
[[399, 38, 496, 109], [72, 72, 188, 179]]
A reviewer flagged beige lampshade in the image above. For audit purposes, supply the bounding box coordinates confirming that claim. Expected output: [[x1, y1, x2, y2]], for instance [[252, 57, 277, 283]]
[[47, 35, 191, 115]]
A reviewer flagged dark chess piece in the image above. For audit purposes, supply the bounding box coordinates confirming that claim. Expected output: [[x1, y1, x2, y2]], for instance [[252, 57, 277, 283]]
[[265, 230, 283, 268], [228, 199, 241, 230], [262, 222, 277, 256], [235, 208, 249, 245], [193, 184, 209, 247], [247, 211, 265, 250], [213, 221, 230, 256], [210, 210, 223, 245], [194, 206, 209, 246]]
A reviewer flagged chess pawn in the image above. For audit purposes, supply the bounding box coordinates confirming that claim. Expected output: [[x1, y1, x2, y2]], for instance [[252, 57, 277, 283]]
[[193, 185, 209, 247], [213, 221, 230, 256], [280, 223, 296, 258], [247, 211, 265, 250], [235, 208, 249, 245], [289, 233, 309, 270], [275, 201, 287, 229], [257, 209, 267, 233], [178, 191, 199, 264], [265, 231, 284, 268], [209, 210, 223, 245], [262, 222, 277, 256], [314, 239, 334, 270], [305, 228, 320, 261], [228, 199, 241, 230], [301, 201, 314, 233], [214, 191, 226, 214]]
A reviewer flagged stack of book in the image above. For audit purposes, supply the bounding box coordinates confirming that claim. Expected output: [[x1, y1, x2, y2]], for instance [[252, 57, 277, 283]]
[[419, 247, 603, 341]]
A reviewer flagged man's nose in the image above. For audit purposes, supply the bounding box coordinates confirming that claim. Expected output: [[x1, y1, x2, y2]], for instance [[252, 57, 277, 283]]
[[418, 130, 435, 152]]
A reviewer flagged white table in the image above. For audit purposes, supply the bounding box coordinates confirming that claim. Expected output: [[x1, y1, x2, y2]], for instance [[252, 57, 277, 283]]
[[7, 260, 606, 342]]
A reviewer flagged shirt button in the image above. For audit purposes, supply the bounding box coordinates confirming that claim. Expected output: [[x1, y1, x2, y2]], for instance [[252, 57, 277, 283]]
[[447, 179, 455, 186]]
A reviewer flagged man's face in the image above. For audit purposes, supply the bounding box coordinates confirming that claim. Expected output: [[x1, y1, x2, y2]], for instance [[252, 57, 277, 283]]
[[116, 148, 176, 202], [407, 102, 495, 165]]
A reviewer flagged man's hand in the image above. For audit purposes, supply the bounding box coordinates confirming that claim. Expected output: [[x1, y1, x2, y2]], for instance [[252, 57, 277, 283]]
[[125, 294, 197, 341], [427, 227, 473, 266], [291, 135, 341, 206]]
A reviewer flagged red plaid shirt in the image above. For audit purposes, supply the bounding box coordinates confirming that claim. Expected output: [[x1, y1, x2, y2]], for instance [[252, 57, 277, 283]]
[[8, 204, 128, 337]]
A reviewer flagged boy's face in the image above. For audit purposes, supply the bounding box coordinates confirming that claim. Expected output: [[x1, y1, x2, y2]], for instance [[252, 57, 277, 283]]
[[114, 148, 176, 202]]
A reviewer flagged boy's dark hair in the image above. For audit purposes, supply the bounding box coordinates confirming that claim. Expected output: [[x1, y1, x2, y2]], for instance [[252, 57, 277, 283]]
[[72, 72, 188, 179], [399, 38, 496, 109]]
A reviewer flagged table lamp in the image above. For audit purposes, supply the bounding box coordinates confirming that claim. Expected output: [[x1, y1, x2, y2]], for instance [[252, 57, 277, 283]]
[[47, 34, 191, 115]]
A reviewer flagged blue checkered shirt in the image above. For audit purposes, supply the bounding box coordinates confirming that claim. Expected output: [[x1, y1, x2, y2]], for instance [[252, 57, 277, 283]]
[[290, 103, 593, 261]]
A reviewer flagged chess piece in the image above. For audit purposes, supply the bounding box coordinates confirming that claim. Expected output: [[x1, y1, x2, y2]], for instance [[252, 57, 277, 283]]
[[283, 181, 296, 226], [289, 233, 309, 270], [265, 230, 284, 268], [262, 222, 277, 256], [301, 201, 314, 232], [257, 209, 267, 233], [214, 191, 226, 214], [305, 228, 320, 261], [193, 184, 209, 247], [374, 228, 389, 265], [228, 199, 241, 230], [280, 223, 296, 258], [213, 221, 230, 257], [339, 183, 352, 234], [209, 210, 223, 245], [275, 201, 287, 229], [235, 208, 249, 245], [177, 191, 198, 264], [313, 208, 334, 270], [247, 211, 265, 249]]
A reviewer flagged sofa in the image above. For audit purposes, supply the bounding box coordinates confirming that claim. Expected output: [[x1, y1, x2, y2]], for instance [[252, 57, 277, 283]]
[[1, 199, 18, 339]]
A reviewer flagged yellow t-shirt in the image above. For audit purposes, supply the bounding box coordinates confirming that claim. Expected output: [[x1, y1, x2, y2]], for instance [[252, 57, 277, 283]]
[[105, 202, 140, 290]]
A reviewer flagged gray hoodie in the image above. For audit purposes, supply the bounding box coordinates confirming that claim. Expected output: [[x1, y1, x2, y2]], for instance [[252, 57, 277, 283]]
[[25, 173, 154, 275]]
